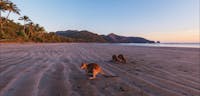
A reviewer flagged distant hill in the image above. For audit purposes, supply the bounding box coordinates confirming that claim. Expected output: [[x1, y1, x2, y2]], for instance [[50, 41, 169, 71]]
[[56, 30, 107, 42], [56, 30, 155, 43], [102, 33, 155, 43]]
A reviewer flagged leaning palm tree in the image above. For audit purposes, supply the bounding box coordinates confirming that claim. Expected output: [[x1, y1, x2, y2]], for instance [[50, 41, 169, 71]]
[[0, 0, 7, 18], [18, 16, 31, 34], [0, 0, 20, 33], [6, 2, 20, 19]]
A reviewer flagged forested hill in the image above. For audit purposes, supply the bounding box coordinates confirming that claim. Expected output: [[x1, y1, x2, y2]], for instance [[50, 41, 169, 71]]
[[56, 30, 155, 43]]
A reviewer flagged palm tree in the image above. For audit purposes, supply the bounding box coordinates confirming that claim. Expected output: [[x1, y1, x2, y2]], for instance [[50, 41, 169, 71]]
[[18, 16, 31, 34], [0, 0, 7, 18], [38, 27, 45, 32], [0, 0, 7, 31], [28, 22, 34, 37], [6, 2, 20, 19], [35, 24, 45, 32], [0, 0, 20, 33]]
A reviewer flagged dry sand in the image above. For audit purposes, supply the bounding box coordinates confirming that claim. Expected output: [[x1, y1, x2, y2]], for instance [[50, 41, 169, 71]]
[[0, 43, 199, 96]]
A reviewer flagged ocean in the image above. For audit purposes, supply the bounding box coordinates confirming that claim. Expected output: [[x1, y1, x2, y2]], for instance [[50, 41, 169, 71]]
[[101, 43, 200, 48]]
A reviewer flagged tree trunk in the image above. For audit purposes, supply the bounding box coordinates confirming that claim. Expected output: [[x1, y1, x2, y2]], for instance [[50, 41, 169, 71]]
[[29, 25, 32, 38], [0, 10, 1, 22], [23, 21, 26, 33], [0, 11, 5, 35], [0, 11, 2, 32], [6, 11, 11, 20]]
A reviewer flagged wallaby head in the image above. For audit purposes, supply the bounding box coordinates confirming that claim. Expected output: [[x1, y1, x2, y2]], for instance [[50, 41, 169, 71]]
[[80, 63, 87, 70]]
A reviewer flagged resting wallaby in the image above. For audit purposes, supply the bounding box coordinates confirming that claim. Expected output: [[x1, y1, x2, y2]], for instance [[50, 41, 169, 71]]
[[118, 54, 126, 64], [112, 55, 119, 62], [80, 63, 118, 79]]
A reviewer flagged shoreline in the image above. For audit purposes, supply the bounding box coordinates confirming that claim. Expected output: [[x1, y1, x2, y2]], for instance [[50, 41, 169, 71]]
[[1, 42, 199, 49]]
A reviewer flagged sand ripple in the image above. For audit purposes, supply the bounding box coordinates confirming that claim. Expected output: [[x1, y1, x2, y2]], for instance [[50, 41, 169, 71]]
[[0, 43, 199, 96]]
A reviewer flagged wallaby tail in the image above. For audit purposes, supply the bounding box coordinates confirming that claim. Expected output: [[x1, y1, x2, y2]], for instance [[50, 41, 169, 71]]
[[100, 70, 119, 78], [103, 74, 119, 78]]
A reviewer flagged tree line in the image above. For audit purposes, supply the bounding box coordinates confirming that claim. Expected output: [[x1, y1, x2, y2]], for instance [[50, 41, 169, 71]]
[[0, 0, 72, 42]]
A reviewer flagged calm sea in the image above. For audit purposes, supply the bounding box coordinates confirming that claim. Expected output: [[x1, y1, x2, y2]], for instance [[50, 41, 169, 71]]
[[101, 43, 200, 48]]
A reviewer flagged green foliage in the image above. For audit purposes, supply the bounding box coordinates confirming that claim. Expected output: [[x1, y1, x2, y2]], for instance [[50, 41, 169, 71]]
[[32, 36, 43, 42], [0, 19, 72, 43], [16, 31, 27, 38]]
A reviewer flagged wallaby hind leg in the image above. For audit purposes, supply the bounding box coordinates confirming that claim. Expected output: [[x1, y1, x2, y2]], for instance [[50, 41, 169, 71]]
[[122, 59, 126, 64], [89, 71, 97, 80], [89, 77, 95, 79], [89, 74, 95, 79]]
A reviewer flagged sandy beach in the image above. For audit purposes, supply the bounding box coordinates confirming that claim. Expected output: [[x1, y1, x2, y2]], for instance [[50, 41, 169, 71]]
[[0, 43, 199, 96]]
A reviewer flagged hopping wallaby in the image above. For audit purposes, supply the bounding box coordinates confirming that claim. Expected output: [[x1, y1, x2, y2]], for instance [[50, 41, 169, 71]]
[[80, 63, 118, 79]]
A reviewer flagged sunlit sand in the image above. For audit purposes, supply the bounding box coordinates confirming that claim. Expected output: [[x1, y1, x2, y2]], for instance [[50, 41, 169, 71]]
[[0, 43, 199, 96]]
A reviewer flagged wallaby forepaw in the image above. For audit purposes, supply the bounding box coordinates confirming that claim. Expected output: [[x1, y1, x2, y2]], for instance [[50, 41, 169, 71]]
[[89, 77, 95, 80]]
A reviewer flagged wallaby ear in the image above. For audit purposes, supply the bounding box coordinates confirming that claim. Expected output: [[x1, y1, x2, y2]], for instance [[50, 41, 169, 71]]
[[81, 62, 87, 65], [80, 62, 87, 69], [118, 54, 124, 57]]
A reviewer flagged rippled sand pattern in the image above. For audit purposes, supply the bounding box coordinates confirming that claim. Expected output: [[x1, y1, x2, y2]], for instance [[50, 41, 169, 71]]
[[0, 43, 199, 96]]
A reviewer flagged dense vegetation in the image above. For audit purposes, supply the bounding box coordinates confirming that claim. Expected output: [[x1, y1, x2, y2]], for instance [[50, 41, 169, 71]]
[[0, 0, 72, 42], [0, 18, 73, 42]]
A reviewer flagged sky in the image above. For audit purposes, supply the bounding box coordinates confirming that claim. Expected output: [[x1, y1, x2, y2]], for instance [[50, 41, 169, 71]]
[[5, 0, 200, 43]]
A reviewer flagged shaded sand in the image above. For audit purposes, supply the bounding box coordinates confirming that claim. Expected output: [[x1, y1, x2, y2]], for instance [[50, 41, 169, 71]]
[[0, 43, 199, 96]]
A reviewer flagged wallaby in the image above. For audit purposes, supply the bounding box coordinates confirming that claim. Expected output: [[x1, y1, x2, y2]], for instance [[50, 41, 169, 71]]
[[112, 55, 119, 63], [118, 54, 126, 64], [80, 63, 118, 79]]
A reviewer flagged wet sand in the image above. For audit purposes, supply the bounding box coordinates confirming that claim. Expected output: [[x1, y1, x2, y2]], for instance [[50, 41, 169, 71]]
[[0, 43, 199, 96]]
